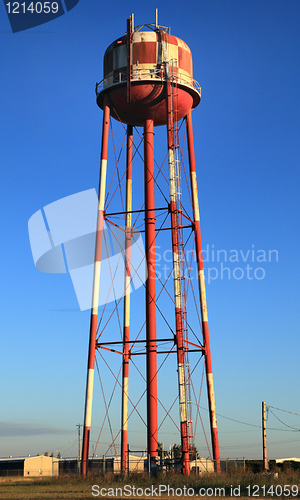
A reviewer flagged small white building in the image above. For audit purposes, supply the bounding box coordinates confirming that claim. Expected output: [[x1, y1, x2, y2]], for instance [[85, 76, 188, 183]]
[[190, 458, 215, 473], [111, 455, 147, 473], [273, 457, 300, 464], [0, 456, 59, 477]]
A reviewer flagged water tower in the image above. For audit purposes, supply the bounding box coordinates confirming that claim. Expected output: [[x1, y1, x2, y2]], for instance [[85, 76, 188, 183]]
[[81, 11, 220, 475]]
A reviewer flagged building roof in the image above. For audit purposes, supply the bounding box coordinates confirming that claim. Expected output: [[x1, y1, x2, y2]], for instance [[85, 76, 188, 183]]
[[274, 458, 300, 463], [0, 455, 59, 463]]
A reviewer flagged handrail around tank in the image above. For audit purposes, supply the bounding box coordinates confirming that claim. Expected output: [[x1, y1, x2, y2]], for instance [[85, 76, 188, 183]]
[[95, 68, 201, 98]]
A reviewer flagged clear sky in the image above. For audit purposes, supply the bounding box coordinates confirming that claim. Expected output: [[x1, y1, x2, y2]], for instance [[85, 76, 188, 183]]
[[1, 0, 300, 462]]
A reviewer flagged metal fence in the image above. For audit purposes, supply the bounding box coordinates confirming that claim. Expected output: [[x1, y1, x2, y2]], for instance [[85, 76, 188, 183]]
[[71, 457, 275, 475], [0, 469, 24, 476], [0, 458, 274, 477]]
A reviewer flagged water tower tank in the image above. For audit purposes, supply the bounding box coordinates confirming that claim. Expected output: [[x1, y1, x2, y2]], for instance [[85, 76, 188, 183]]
[[96, 29, 201, 126]]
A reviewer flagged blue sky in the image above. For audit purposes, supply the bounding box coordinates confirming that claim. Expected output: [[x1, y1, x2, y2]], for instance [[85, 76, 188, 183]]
[[1, 0, 300, 461]]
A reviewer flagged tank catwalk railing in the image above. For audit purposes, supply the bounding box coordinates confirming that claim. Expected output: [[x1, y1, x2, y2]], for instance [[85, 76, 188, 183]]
[[95, 69, 201, 98]]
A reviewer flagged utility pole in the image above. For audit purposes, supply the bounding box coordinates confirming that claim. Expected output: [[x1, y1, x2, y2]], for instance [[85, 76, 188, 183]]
[[262, 402, 268, 471], [77, 424, 82, 474]]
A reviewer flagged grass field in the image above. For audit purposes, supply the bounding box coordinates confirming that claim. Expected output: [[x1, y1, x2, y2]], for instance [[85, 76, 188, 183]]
[[0, 468, 299, 499]]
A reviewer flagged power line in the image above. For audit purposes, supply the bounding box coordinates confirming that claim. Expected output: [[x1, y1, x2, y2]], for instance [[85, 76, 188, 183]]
[[196, 405, 299, 433], [267, 408, 300, 432], [267, 405, 300, 418]]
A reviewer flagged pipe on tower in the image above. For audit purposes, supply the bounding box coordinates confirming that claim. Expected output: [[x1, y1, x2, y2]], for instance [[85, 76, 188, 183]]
[[144, 119, 158, 464]]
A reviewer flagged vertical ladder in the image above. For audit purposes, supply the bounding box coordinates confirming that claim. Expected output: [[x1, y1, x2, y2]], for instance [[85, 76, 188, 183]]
[[171, 60, 194, 456]]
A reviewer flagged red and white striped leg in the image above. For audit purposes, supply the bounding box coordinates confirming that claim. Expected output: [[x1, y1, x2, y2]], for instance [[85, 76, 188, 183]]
[[186, 110, 221, 472], [121, 125, 133, 473], [81, 99, 110, 476]]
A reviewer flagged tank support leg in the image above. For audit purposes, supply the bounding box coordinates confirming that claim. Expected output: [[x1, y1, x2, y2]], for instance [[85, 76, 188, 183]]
[[81, 99, 110, 476], [121, 125, 133, 473], [186, 111, 221, 473]]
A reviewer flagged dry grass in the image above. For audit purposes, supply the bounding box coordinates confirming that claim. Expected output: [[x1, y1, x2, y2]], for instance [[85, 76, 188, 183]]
[[0, 469, 299, 499]]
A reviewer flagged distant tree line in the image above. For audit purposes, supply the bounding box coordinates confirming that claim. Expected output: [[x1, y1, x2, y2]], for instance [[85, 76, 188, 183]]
[[158, 443, 198, 460], [43, 451, 61, 458]]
